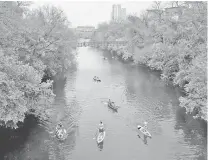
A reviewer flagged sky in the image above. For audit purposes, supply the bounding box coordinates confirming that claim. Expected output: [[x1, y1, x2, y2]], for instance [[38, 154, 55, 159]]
[[31, 1, 153, 28]]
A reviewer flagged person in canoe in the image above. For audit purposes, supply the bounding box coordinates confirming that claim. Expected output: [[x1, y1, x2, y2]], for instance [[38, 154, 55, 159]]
[[93, 76, 97, 81], [108, 99, 113, 104], [96, 76, 101, 82], [56, 123, 63, 133], [108, 99, 116, 106], [93, 76, 101, 82], [56, 122, 67, 140]]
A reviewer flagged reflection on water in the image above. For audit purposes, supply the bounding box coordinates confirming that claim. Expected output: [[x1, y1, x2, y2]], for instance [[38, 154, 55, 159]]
[[46, 70, 81, 160], [1, 47, 207, 160], [137, 134, 148, 145], [97, 141, 104, 151]]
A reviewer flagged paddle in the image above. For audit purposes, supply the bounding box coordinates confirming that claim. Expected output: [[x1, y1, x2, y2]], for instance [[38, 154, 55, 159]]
[[115, 105, 120, 108], [49, 131, 56, 138], [102, 101, 108, 105]]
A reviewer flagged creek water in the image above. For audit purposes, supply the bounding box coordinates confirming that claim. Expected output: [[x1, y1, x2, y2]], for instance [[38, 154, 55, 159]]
[[1, 47, 207, 160]]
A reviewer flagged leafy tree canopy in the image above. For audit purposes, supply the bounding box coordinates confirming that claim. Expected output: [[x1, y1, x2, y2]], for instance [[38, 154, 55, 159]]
[[0, 2, 77, 128], [92, 1, 207, 120]]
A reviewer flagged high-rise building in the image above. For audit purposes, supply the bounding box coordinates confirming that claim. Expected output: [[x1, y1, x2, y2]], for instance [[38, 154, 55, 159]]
[[111, 4, 117, 21], [117, 4, 121, 20], [111, 4, 126, 22], [121, 8, 126, 20]]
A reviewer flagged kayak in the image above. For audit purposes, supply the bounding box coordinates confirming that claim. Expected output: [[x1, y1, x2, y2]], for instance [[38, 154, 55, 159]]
[[97, 131, 106, 143], [137, 125, 151, 138], [108, 102, 118, 111]]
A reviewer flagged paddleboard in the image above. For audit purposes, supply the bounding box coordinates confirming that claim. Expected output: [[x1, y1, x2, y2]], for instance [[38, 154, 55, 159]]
[[137, 125, 151, 137], [97, 131, 106, 143]]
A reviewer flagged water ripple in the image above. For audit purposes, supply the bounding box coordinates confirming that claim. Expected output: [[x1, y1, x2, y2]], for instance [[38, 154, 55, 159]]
[[4, 47, 206, 160]]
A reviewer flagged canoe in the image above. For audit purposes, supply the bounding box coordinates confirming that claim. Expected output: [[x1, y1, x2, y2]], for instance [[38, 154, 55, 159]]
[[108, 102, 118, 111], [93, 78, 101, 82], [56, 129, 67, 141], [137, 125, 151, 138], [97, 131, 106, 143]]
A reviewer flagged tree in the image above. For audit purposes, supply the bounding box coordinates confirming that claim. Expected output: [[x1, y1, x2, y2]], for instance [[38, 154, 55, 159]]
[[0, 2, 77, 128], [24, 5, 76, 75], [152, 1, 163, 10], [92, 1, 207, 121]]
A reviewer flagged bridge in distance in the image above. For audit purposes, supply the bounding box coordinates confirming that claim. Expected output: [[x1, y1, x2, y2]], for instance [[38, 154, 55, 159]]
[[76, 41, 127, 47]]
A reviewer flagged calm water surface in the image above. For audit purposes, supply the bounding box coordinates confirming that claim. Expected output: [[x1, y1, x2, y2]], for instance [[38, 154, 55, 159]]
[[2, 47, 207, 160]]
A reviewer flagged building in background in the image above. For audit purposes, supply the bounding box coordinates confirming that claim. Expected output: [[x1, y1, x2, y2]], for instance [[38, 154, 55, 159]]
[[121, 8, 126, 20], [111, 4, 126, 22]]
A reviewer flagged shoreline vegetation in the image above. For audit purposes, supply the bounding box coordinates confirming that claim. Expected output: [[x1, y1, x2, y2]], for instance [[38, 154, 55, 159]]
[[0, 2, 77, 129], [91, 1, 207, 121], [0, 1, 206, 130]]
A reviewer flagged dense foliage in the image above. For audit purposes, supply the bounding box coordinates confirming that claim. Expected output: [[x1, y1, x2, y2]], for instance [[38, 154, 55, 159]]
[[92, 1, 207, 120], [0, 2, 77, 128]]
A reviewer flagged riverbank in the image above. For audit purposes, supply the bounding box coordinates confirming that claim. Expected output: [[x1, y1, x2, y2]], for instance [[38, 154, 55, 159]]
[[92, 44, 207, 123], [0, 2, 78, 129], [0, 70, 75, 159], [0, 47, 206, 160], [91, 2, 207, 121]]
